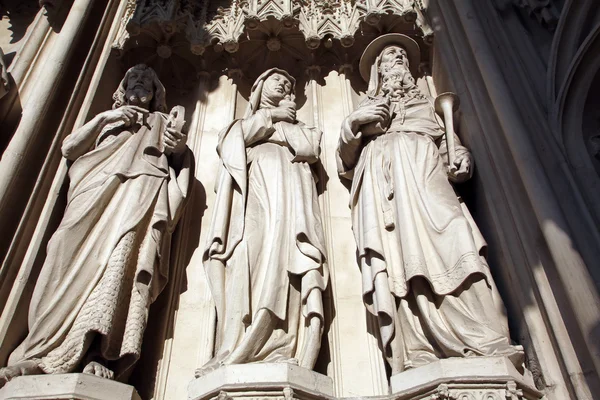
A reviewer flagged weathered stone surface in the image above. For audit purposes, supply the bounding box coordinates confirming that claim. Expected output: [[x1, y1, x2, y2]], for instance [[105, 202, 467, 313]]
[[113, 0, 432, 56], [0, 47, 8, 100], [188, 363, 333, 400], [0, 64, 192, 386], [390, 357, 543, 400], [199, 68, 327, 375], [338, 33, 523, 375], [189, 358, 540, 400], [2, 1, 600, 399], [0, 373, 141, 400]]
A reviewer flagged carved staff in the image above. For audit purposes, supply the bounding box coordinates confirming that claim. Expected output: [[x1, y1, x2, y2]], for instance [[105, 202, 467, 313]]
[[434, 92, 460, 174]]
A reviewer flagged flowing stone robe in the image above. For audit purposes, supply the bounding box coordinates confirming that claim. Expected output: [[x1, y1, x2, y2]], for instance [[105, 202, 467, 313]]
[[8, 113, 191, 378], [0, 47, 8, 100], [204, 87, 328, 365], [338, 93, 522, 372]]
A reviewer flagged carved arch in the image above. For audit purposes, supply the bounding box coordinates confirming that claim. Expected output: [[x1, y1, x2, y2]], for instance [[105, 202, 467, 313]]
[[547, 0, 600, 224], [547, 0, 599, 103]]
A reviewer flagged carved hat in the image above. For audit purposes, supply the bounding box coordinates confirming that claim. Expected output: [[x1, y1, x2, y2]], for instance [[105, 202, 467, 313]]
[[245, 68, 296, 118], [359, 33, 421, 84]]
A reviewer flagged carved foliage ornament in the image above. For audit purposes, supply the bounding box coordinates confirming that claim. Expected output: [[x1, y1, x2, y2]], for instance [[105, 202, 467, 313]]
[[113, 0, 433, 55]]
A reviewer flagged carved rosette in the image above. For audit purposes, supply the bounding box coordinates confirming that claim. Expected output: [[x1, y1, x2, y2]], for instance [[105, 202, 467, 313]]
[[112, 0, 433, 55]]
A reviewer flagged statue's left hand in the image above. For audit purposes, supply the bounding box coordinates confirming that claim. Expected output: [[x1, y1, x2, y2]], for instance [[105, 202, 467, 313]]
[[448, 152, 473, 183], [163, 127, 187, 155]]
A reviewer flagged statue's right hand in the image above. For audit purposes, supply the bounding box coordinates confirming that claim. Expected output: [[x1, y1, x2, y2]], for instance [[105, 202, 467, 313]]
[[270, 104, 296, 123], [348, 103, 390, 131], [101, 106, 149, 127]]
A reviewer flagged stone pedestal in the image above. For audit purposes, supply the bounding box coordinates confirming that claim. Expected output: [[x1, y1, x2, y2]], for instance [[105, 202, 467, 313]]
[[188, 364, 334, 400], [0, 373, 141, 400], [390, 356, 543, 400]]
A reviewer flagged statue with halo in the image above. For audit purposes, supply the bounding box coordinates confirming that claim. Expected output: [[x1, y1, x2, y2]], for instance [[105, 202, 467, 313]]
[[337, 34, 524, 375]]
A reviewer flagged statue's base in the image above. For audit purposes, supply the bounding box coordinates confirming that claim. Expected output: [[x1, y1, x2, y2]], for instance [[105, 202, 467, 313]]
[[390, 356, 543, 400], [0, 373, 141, 400], [188, 363, 334, 400]]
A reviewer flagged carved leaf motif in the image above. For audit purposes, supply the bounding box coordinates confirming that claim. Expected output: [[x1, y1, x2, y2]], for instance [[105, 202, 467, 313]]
[[112, 0, 432, 54]]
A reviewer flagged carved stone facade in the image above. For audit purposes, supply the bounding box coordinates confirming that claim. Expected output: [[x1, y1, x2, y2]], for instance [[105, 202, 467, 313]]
[[114, 0, 432, 57], [0, 1, 599, 400]]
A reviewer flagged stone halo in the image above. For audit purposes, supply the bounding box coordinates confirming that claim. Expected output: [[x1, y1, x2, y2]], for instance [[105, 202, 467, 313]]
[[359, 33, 421, 82]]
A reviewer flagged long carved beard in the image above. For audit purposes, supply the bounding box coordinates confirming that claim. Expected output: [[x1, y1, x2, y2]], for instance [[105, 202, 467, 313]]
[[380, 62, 408, 78], [125, 87, 153, 108], [381, 65, 423, 100]]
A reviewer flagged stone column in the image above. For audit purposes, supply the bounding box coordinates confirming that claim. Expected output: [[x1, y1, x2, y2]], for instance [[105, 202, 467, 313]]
[[8, 9, 51, 88], [0, 0, 123, 366], [431, 0, 598, 398], [0, 0, 98, 234], [152, 70, 214, 400], [449, 0, 600, 383], [305, 63, 389, 396], [160, 70, 240, 400], [0, 8, 52, 126]]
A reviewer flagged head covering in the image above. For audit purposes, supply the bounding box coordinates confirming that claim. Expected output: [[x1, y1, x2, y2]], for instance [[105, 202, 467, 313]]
[[245, 68, 297, 118], [359, 34, 420, 96]]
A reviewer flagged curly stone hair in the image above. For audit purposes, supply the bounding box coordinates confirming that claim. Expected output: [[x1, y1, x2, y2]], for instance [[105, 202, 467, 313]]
[[112, 64, 167, 113]]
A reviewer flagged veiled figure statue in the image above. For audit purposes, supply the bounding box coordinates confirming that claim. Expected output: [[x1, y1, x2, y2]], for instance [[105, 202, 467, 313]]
[[0, 64, 192, 385], [337, 34, 524, 374], [199, 68, 328, 375]]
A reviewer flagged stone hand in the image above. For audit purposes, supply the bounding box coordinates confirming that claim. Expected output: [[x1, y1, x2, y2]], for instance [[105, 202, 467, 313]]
[[163, 126, 187, 155], [348, 103, 390, 131], [102, 105, 148, 127], [270, 104, 296, 123], [448, 152, 473, 183]]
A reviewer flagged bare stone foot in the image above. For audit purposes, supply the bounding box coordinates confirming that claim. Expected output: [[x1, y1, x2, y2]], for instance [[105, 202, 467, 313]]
[[0, 360, 42, 388], [403, 351, 439, 371], [276, 358, 299, 365], [83, 361, 114, 380], [194, 361, 224, 378]]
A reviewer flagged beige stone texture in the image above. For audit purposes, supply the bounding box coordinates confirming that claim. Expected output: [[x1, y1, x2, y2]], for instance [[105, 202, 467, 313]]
[[390, 357, 541, 398], [0, 373, 141, 400], [199, 68, 327, 374], [0, 64, 191, 386], [1, 1, 600, 400], [188, 363, 333, 400]]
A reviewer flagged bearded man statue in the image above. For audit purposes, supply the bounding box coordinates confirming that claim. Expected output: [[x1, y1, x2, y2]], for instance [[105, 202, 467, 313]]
[[198, 68, 328, 376], [337, 34, 524, 375], [0, 64, 192, 385]]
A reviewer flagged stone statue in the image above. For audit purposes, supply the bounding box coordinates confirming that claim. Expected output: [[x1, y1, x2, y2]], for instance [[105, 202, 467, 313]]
[[0, 47, 9, 100], [198, 68, 328, 376], [337, 34, 524, 375], [0, 64, 192, 385]]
